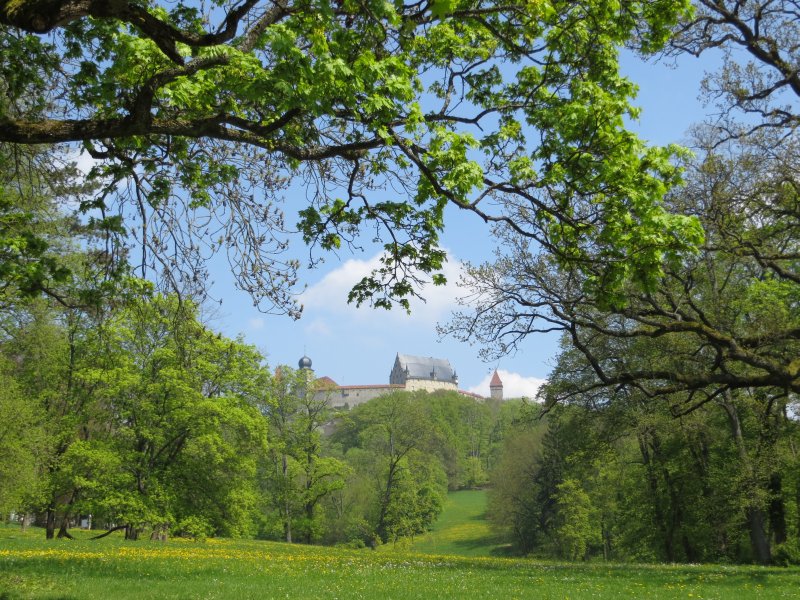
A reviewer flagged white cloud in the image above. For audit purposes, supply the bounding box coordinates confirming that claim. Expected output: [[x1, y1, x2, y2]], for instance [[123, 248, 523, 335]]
[[300, 251, 464, 326], [73, 149, 101, 178], [468, 369, 546, 400], [248, 317, 265, 330], [304, 318, 331, 337]]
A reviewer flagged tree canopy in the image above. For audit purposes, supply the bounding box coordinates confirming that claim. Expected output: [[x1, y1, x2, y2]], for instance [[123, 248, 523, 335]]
[[447, 0, 800, 401], [443, 0, 800, 564], [0, 0, 697, 314]]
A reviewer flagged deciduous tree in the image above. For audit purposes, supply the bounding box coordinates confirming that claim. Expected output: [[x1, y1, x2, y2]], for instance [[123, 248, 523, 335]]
[[79, 294, 267, 539], [257, 365, 346, 543], [0, 0, 696, 312]]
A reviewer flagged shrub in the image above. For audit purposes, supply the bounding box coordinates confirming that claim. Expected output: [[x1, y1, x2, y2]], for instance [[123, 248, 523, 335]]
[[176, 516, 213, 542], [773, 541, 800, 567]]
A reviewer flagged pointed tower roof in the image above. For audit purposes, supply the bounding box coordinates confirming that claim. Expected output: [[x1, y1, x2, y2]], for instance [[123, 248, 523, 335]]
[[490, 370, 503, 387]]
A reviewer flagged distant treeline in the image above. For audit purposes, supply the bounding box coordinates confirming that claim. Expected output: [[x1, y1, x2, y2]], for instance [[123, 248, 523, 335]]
[[0, 293, 522, 546], [490, 399, 800, 565], [2, 290, 799, 565]]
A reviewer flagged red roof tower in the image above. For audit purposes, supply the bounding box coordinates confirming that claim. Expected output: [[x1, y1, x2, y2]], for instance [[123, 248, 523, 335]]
[[489, 370, 503, 401]]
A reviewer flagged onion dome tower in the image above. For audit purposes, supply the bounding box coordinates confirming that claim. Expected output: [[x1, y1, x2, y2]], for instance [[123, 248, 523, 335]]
[[298, 355, 313, 370]]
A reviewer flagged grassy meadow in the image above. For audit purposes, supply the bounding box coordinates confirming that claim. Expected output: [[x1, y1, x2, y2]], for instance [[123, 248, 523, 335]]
[[1, 492, 798, 599], [405, 489, 510, 557]]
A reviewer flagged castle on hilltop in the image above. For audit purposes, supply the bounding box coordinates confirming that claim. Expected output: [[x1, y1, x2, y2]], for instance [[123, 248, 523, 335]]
[[300, 353, 502, 409]]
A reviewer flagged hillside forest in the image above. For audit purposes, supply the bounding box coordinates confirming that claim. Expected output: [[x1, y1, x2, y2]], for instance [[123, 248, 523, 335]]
[[1, 277, 799, 565], [0, 282, 516, 547]]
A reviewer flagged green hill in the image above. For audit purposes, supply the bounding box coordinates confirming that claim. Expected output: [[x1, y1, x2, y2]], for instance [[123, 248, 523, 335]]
[[406, 489, 511, 557]]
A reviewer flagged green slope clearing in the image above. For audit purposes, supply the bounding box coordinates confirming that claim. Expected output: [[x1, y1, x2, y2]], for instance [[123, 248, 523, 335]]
[[405, 489, 511, 557]]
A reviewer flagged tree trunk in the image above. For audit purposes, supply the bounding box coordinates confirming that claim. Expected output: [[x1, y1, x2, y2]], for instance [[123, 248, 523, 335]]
[[150, 524, 168, 541], [796, 476, 800, 542], [681, 534, 697, 563], [90, 525, 126, 540], [45, 509, 55, 540], [303, 450, 315, 544], [659, 461, 690, 561], [747, 508, 771, 565], [304, 501, 314, 544], [637, 430, 673, 561], [284, 508, 292, 544], [284, 509, 292, 543], [282, 453, 292, 543], [720, 397, 771, 564], [56, 520, 74, 539], [376, 460, 399, 543], [655, 442, 694, 562], [768, 473, 787, 545]]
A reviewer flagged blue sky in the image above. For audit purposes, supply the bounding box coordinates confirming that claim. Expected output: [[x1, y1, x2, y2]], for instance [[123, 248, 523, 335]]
[[200, 50, 716, 398]]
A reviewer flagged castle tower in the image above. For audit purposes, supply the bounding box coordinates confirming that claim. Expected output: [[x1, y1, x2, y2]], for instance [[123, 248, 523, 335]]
[[490, 370, 503, 401], [297, 354, 315, 389]]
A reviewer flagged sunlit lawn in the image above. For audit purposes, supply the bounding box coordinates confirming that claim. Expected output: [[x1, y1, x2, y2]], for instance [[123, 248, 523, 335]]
[[1, 525, 798, 599], [406, 489, 511, 557]]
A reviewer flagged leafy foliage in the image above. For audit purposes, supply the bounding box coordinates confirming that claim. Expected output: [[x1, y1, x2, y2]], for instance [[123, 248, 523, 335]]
[[256, 364, 347, 543], [0, 357, 44, 516], [0, 0, 698, 313], [446, 2, 800, 565]]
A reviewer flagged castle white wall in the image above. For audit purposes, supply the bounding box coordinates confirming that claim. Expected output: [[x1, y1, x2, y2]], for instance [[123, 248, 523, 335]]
[[316, 385, 404, 409], [404, 379, 458, 393], [310, 353, 475, 411]]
